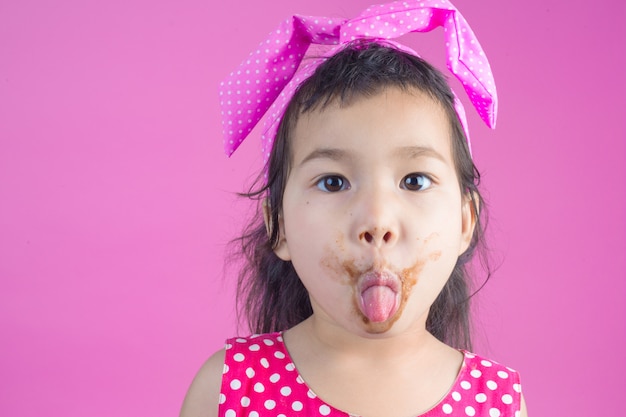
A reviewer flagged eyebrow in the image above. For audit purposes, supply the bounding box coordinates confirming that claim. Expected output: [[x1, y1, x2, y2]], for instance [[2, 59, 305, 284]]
[[394, 145, 447, 163], [299, 148, 352, 165]]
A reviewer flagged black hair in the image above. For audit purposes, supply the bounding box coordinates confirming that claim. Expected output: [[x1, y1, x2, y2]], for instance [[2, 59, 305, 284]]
[[231, 41, 490, 350]]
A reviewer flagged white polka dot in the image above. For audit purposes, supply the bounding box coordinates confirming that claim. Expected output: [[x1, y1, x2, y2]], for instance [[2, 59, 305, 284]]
[[249, 412, 259, 417], [476, 393, 487, 403], [319, 404, 331, 415], [263, 339, 275, 346], [260, 358, 270, 368], [235, 338, 246, 343], [460, 380, 471, 390], [296, 375, 305, 384], [265, 400, 276, 410], [240, 396, 250, 407], [249, 344, 260, 351], [223, 364, 229, 374], [465, 406, 476, 416], [219, 393, 226, 404], [233, 353, 245, 362], [513, 383, 522, 393], [285, 363, 296, 371], [254, 382, 265, 393], [275, 351, 286, 359], [502, 394, 513, 404], [269, 373, 281, 383], [487, 380, 498, 390], [470, 369, 482, 378], [452, 391, 461, 401], [498, 370, 509, 379], [442, 403, 453, 414], [292, 401, 303, 411], [307, 389, 316, 398], [490, 408, 501, 417], [230, 379, 241, 390], [225, 410, 235, 417], [280, 386, 292, 396], [245, 367, 255, 378]]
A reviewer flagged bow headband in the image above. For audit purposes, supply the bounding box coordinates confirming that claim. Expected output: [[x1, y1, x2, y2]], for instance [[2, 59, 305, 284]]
[[219, 0, 497, 160]]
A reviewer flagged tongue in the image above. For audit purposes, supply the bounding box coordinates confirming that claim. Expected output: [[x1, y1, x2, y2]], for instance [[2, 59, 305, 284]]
[[360, 286, 397, 323]]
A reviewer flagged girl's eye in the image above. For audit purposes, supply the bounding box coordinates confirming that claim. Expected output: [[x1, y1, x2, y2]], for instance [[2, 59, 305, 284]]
[[316, 175, 350, 192], [401, 173, 432, 191]]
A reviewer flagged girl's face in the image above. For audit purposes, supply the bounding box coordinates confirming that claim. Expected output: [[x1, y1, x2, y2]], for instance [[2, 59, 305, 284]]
[[273, 88, 476, 337]]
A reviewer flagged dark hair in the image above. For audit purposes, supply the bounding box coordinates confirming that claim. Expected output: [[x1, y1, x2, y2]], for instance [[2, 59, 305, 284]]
[[231, 41, 490, 350]]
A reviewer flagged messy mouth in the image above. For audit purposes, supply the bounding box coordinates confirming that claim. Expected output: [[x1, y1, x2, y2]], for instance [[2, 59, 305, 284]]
[[356, 270, 401, 323]]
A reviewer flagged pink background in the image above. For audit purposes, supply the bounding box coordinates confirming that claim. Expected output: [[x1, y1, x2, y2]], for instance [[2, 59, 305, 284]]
[[1, 0, 624, 415]]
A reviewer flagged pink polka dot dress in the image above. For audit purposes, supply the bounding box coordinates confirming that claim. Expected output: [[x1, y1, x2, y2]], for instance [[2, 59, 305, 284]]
[[218, 333, 522, 416]]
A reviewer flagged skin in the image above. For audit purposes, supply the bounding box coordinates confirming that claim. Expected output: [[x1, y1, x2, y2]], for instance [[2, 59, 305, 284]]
[[180, 88, 528, 417]]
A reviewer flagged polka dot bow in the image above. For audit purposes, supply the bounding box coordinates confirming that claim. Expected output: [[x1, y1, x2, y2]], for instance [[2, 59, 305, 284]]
[[219, 0, 497, 160]]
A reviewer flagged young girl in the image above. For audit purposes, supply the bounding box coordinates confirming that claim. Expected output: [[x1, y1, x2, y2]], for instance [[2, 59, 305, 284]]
[[182, 1, 527, 416]]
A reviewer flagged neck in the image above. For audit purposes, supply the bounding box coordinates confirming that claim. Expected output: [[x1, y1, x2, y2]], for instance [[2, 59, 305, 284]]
[[286, 314, 443, 364]]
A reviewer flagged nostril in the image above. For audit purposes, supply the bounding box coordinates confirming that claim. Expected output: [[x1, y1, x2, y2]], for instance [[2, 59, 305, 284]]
[[383, 231, 392, 242], [360, 231, 374, 243]]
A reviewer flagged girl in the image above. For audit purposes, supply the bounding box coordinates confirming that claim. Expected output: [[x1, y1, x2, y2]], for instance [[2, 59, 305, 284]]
[[182, 1, 527, 416]]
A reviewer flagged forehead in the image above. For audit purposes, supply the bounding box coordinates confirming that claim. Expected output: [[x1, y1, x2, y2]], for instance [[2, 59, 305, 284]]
[[290, 87, 454, 163]]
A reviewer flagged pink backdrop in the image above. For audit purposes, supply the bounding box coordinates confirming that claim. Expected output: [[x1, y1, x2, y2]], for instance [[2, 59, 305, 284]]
[[1, 0, 624, 415]]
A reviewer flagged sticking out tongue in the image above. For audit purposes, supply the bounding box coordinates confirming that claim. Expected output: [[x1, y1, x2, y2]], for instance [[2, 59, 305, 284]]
[[360, 285, 398, 323]]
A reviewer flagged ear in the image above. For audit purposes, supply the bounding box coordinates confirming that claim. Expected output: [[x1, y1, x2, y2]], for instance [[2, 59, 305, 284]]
[[459, 191, 479, 255], [263, 199, 291, 261]]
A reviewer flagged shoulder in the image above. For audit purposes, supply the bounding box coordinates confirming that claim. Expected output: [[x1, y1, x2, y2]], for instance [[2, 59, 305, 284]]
[[462, 351, 522, 384], [179, 333, 284, 417], [455, 351, 525, 417], [179, 348, 226, 417]]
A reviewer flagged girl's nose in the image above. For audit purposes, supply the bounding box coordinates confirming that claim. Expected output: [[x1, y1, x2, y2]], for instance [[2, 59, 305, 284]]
[[354, 185, 400, 248], [359, 228, 395, 246]]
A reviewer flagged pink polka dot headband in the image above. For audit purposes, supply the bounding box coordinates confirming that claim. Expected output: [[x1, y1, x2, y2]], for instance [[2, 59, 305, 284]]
[[219, 0, 497, 160]]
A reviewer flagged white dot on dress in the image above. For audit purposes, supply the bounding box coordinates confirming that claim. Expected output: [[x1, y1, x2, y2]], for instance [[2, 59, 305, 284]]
[[476, 393, 487, 403], [490, 408, 501, 417], [502, 394, 513, 404], [254, 382, 265, 393], [442, 403, 453, 414], [265, 400, 276, 410], [225, 410, 236, 417], [319, 404, 331, 415], [230, 379, 241, 390], [465, 406, 476, 416], [292, 401, 304, 411], [233, 353, 245, 362]]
